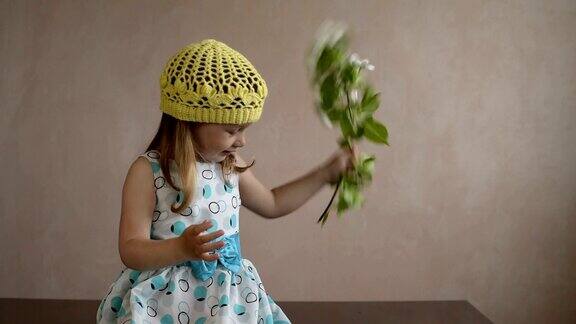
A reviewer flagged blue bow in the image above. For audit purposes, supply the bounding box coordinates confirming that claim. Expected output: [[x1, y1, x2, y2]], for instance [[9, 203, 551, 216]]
[[187, 232, 243, 281]]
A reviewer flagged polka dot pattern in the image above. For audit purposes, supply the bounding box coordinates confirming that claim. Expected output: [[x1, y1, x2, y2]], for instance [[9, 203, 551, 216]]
[[96, 150, 291, 323], [146, 151, 241, 240]]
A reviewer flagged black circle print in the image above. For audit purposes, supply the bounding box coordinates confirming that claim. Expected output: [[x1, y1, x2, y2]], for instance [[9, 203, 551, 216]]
[[205, 276, 214, 288], [154, 176, 166, 189], [202, 169, 214, 180], [209, 201, 221, 214], [146, 299, 158, 317], [178, 279, 189, 292], [153, 210, 161, 222], [147, 151, 160, 159], [179, 206, 193, 217], [177, 301, 191, 323]]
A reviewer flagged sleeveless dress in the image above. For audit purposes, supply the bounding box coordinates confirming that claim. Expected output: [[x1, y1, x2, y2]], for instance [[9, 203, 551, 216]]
[[96, 150, 291, 324]]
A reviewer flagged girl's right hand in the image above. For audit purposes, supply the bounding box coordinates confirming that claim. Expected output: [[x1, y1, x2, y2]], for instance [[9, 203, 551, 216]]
[[321, 143, 359, 185], [179, 220, 226, 261]]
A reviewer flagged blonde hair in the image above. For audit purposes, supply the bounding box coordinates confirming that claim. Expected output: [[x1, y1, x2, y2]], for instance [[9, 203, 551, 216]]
[[145, 113, 254, 214]]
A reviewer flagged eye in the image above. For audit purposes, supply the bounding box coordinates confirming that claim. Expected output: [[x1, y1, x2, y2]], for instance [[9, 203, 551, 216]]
[[227, 129, 238, 135]]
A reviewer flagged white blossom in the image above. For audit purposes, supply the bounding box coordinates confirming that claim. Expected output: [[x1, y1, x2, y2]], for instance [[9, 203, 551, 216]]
[[348, 52, 375, 71], [349, 53, 362, 65], [349, 88, 360, 103]]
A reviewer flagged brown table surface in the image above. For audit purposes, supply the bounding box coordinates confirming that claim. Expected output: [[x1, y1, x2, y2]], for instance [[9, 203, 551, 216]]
[[0, 298, 493, 323]]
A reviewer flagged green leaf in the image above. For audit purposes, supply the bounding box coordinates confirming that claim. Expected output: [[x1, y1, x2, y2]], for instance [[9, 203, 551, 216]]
[[357, 154, 375, 182], [349, 104, 366, 139], [337, 195, 349, 215], [339, 110, 355, 138], [326, 107, 342, 122], [332, 33, 350, 59], [320, 73, 339, 111], [315, 40, 347, 78], [364, 117, 389, 145], [346, 107, 359, 134], [350, 190, 364, 209], [315, 47, 334, 79], [341, 63, 359, 85], [364, 160, 375, 177], [357, 109, 373, 125], [356, 125, 365, 138], [342, 184, 354, 205], [337, 179, 353, 214], [357, 87, 381, 132], [361, 87, 380, 114], [365, 94, 380, 114]]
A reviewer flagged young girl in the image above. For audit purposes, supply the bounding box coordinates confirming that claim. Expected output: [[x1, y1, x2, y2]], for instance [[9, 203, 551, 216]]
[[96, 39, 357, 324]]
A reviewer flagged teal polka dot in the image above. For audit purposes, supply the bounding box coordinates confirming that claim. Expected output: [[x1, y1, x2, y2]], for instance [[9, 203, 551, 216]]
[[265, 314, 274, 324], [219, 294, 229, 306], [267, 295, 276, 305], [167, 280, 176, 294], [195, 318, 207, 324], [171, 221, 186, 235], [194, 286, 207, 301], [110, 296, 123, 313], [117, 305, 126, 318], [224, 182, 233, 193], [229, 214, 238, 228], [160, 314, 174, 324], [217, 272, 227, 286], [203, 185, 212, 199], [133, 296, 143, 308], [129, 270, 141, 284], [233, 304, 246, 315], [151, 161, 161, 173], [151, 275, 166, 290]]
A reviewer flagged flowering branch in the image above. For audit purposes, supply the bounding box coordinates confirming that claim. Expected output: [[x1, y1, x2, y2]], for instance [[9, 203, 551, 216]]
[[306, 20, 390, 227]]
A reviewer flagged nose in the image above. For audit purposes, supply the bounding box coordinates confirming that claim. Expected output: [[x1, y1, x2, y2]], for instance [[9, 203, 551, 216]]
[[234, 133, 246, 148]]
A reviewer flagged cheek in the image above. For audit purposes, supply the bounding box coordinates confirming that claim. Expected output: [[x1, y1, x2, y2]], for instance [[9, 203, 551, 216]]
[[217, 135, 234, 150], [198, 135, 222, 152]]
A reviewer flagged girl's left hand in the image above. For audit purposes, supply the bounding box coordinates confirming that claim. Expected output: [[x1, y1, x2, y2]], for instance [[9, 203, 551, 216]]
[[321, 143, 359, 185]]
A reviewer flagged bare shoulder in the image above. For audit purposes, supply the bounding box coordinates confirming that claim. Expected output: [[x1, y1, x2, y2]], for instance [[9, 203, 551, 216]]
[[123, 156, 155, 215], [128, 156, 155, 185], [118, 156, 157, 262]]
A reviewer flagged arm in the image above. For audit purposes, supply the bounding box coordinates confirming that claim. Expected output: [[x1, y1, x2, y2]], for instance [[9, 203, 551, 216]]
[[235, 153, 329, 219], [118, 157, 193, 271]]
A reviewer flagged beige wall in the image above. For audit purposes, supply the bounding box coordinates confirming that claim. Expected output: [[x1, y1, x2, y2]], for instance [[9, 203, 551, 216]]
[[1, 1, 575, 323]]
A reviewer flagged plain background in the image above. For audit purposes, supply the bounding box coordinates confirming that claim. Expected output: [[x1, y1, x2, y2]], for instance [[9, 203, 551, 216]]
[[1, 1, 575, 323]]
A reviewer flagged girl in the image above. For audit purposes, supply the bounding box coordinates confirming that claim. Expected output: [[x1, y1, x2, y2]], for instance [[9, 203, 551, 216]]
[[97, 39, 357, 324]]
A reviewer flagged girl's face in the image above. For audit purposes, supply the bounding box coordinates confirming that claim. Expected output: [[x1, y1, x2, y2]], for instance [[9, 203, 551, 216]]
[[191, 122, 251, 162]]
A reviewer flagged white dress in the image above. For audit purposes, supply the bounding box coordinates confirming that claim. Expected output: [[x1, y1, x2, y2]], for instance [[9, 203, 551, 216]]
[[96, 150, 291, 324]]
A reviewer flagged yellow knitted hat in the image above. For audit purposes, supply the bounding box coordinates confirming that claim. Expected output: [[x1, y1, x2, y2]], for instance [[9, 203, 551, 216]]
[[159, 39, 268, 124]]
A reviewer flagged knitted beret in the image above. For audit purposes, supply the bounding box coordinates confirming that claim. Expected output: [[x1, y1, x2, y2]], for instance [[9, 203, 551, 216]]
[[159, 39, 268, 124]]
